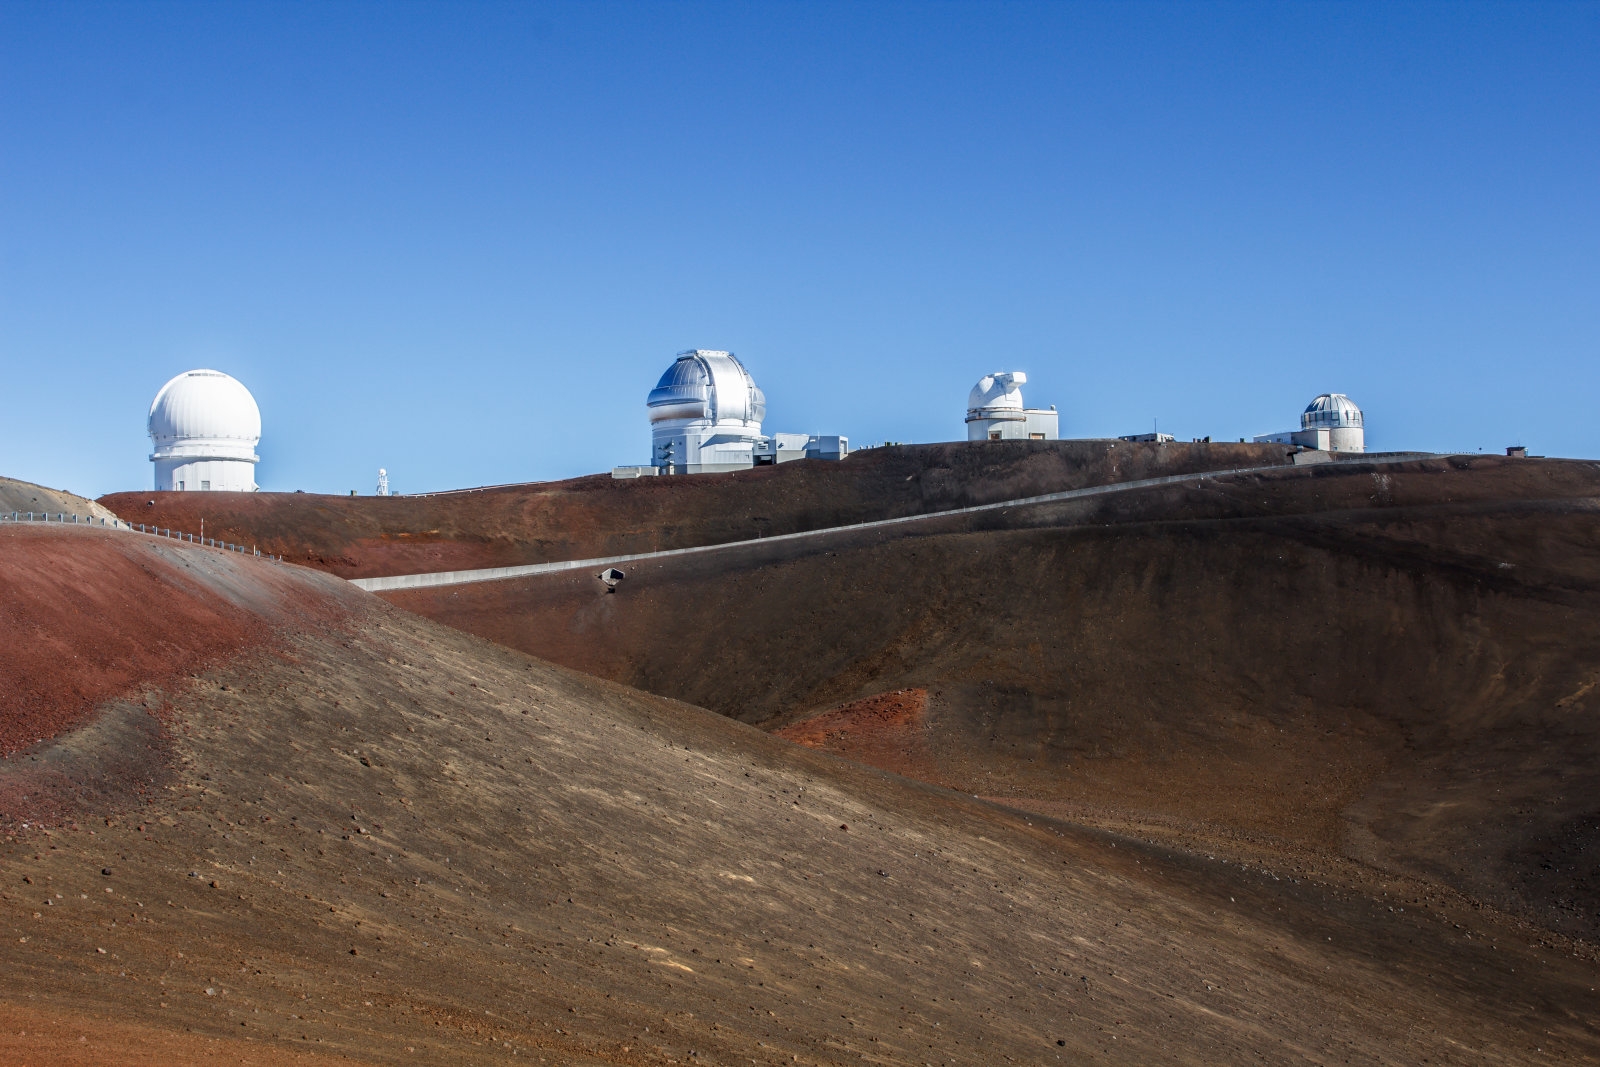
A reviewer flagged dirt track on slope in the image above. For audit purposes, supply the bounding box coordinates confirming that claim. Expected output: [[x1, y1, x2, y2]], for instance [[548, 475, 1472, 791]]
[[383, 455, 1600, 944], [4, 524, 1598, 1064], [100, 440, 1292, 578]]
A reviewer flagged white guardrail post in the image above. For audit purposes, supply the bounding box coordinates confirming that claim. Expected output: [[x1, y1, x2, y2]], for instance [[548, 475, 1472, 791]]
[[0, 509, 283, 562]]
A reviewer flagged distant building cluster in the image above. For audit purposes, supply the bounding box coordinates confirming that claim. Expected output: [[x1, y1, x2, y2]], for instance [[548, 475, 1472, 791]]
[[143, 357, 1378, 494]]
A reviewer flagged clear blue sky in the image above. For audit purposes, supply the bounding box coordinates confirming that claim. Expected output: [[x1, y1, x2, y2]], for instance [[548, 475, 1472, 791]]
[[2, 1, 1596, 496]]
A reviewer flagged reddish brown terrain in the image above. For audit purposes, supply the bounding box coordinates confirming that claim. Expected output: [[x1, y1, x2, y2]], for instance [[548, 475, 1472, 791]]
[[0, 526, 349, 760], [100, 440, 1291, 578], [3, 523, 1598, 1065], [2, 445, 1594, 1063], [383, 453, 1600, 947], [776, 690, 943, 785], [0, 476, 119, 524]]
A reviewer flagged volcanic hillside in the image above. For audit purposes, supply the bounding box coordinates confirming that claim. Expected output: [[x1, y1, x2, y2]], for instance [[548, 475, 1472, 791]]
[[2, 476, 118, 523], [383, 453, 1600, 947], [5, 516, 1599, 1065], [100, 440, 1291, 579]]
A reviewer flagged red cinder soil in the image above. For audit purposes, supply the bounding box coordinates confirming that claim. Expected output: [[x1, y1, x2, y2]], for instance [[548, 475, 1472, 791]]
[[99, 440, 1293, 578], [0, 1001, 372, 1066], [383, 455, 1600, 944], [2, 514, 1598, 1064], [0, 525, 362, 824], [776, 688, 943, 784]]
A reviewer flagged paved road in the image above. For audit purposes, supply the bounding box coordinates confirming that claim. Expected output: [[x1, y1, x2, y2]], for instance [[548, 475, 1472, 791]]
[[349, 461, 1307, 592]]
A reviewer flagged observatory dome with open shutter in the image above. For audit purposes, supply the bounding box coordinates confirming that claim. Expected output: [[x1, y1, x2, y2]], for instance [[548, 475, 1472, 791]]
[[148, 369, 262, 492]]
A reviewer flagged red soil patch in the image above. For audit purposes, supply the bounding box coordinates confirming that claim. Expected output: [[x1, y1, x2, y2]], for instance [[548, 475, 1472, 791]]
[[0, 526, 361, 823], [776, 688, 944, 783], [0, 1001, 373, 1066]]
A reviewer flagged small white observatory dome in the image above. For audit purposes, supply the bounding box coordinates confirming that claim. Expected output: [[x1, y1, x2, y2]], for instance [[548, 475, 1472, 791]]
[[965, 371, 1059, 442], [646, 350, 766, 470], [967, 371, 1027, 415], [148, 369, 262, 492], [1301, 393, 1365, 453]]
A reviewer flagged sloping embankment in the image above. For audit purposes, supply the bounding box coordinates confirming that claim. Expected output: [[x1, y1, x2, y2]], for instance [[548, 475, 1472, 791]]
[[4, 514, 1598, 1064], [380, 455, 1600, 943]]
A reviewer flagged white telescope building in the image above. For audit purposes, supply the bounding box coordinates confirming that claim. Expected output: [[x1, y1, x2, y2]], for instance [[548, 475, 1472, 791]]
[[615, 349, 848, 477], [965, 372, 1059, 441], [1254, 393, 1365, 453], [148, 369, 262, 492], [646, 350, 768, 472]]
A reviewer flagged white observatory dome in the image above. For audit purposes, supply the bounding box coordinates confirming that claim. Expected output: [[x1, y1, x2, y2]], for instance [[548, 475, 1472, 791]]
[[647, 350, 766, 426], [1300, 393, 1364, 454], [148, 369, 262, 492], [967, 371, 1027, 415], [964, 371, 1059, 442]]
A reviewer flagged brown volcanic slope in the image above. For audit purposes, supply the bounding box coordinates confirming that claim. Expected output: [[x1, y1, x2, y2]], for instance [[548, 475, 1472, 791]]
[[1, 475, 118, 523], [386, 454, 1600, 946], [5, 526, 1599, 1064], [100, 440, 1291, 578]]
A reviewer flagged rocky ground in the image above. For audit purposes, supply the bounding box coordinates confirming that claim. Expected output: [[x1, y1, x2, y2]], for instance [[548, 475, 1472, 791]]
[[1, 526, 1595, 1064], [1, 476, 118, 523], [383, 454, 1600, 947]]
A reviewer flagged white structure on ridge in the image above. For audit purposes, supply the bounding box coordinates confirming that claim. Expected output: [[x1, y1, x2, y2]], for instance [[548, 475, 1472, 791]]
[[615, 349, 848, 477], [1254, 393, 1365, 453], [646, 350, 768, 472], [965, 372, 1059, 441], [376, 468, 390, 496], [148, 369, 261, 492]]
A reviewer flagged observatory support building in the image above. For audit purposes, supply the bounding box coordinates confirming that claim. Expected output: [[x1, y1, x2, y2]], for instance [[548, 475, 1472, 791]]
[[615, 350, 848, 477], [965, 372, 1059, 441], [148, 369, 263, 492]]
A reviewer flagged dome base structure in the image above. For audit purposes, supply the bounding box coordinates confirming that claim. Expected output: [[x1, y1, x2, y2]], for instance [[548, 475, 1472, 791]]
[[152, 458, 258, 493]]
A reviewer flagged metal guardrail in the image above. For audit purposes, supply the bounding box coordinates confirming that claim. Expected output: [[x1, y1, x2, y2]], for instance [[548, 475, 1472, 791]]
[[0, 510, 283, 561]]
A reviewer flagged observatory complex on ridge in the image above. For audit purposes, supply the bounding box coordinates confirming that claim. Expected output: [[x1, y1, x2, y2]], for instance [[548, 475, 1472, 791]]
[[1254, 393, 1366, 453], [614, 350, 848, 477], [132, 357, 1374, 494], [148, 369, 262, 492]]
